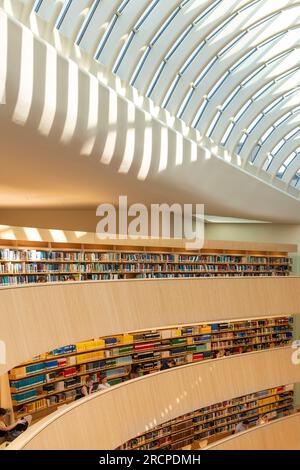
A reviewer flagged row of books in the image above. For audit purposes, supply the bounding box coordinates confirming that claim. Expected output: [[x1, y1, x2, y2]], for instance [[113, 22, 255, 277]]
[[0, 261, 292, 274], [0, 248, 292, 264], [11, 317, 292, 376], [117, 385, 294, 450], [9, 317, 293, 418]]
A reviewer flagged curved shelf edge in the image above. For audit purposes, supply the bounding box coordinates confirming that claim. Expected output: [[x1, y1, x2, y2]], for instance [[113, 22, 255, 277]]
[[206, 412, 300, 450], [6, 347, 300, 450], [1, 277, 300, 374]]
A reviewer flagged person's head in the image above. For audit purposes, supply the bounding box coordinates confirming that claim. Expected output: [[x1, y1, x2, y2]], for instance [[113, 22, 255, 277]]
[[242, 420, 249, 427], [85, 376, 93, 386], [101, 376, 108, 384], [0, 408, 7, 419], [168, 359, 176, 368]]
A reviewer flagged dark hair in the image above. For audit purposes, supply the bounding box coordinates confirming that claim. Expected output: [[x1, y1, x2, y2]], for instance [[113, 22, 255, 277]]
[[86, 376, 93, 383], [0, 408, 7, 416], [243, 420, 249, 425]]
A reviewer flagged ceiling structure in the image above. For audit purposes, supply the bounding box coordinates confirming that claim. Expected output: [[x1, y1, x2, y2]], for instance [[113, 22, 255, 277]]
[[1, 0, 300, 223]]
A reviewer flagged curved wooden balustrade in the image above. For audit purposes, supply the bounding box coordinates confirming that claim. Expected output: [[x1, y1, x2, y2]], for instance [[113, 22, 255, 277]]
[[1, 277, 300, 375], [206, 413, 300, 450], [6, 347, 300, 450]]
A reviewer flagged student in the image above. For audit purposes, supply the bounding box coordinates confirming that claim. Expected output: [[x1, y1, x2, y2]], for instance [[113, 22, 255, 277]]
[[216, 349, 225, 358], [98, 376, 111, 391], [129, 365, 143, 380], [0, 408, 32, 442], [235, 419, 249, 433], [80, 376, 94, 398], [160, 359, 176, 370], [257, 414, 269, 425]]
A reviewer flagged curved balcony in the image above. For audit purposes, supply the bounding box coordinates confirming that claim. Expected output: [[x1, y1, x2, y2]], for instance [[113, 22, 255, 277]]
[[206, 413, 300, 450], [1, 277, 300, 375], [6, 347, 300, 450]]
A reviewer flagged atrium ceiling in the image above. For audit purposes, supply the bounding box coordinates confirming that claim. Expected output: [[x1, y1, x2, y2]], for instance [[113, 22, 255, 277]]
[[1, 0, 300, 222]]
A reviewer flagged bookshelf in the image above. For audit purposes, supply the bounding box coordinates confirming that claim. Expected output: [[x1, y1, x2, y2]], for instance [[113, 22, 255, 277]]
[[117, 384, 295, 450], [0, 239, 294, 286], [8, 316, 293, 422]]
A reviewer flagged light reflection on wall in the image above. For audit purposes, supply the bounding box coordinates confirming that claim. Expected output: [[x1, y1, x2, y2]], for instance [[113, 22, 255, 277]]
[[80, 74, 99, 155], [38, 43, 57, 136], [12, 25, 34, 124], [176, 132, 183, 166], [138, 125, 152, 180], [119, 103, 136, 173], [60, 59, 78, 143], [101, 88, 117, 164], [0, 10, 7, 105], [158, 127, 168, 172]]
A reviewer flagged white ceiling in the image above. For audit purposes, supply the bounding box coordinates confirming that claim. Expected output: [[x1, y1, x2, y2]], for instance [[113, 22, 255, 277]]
[[1, 1, 300, 222]]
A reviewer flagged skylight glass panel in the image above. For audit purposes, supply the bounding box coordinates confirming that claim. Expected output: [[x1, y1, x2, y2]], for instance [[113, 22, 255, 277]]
[[271, 139, 285, 156], [207, 71, 230, 100], [206, 110, 222, 138], [178, 46, 203, 78], [192, 99, 208, 128], [151, 6, 181, 46], [177, 87, 194, 118], [285, 128, 300, 141], [234, 99, 252, 122], [221, 122, 234, 146], [246, 113, 264, 135], [146, 61, 166, 97], [194, 57, 218, 87], [263, 154, 273, 171], [135, 0, 160, 30], [165, 25, 193, 61], [222, 85, 241, 110], [162, 74, 181, 109]]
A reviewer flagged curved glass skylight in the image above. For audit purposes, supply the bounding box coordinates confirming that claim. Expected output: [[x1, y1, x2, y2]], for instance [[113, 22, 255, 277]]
[[6, 0, 300, 197]]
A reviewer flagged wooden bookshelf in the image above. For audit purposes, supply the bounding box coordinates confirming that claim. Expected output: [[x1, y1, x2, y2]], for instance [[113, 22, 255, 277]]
[[0, 239, 294, 286], [8, 316, 293, 422], [117, 384, 295, 450]]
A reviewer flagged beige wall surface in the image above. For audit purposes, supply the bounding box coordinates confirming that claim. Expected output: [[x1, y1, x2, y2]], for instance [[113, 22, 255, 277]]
[[6, 348, 300, 450], [1, 277, 300, 376], [207, 413, 300, 450]]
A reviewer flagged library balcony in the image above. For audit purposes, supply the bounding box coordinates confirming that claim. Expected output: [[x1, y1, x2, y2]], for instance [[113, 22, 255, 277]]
[[206, 413, 300, 450], [0, 275, 300, 377], [5, 348, 300, 450]]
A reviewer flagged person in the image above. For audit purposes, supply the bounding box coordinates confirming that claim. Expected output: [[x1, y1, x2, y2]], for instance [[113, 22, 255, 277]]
[[79, 376, 94, 398], [216, 349, 225, 358], [37, 275, 47, 283], [160, 359, 176, 371], [0, 408, 32, 442], [98, 376, 111, 391], [257, 414, 269, 425], [129, 365, 143, 380], [235, 419, 249, 433]]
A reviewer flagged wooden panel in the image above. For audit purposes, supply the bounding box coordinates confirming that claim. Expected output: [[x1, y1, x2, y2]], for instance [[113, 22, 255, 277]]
[[206, 413, 300, 450], [0, 224, 297, 252], [6, 348, 300, 450], [1, 277, 300, 375]]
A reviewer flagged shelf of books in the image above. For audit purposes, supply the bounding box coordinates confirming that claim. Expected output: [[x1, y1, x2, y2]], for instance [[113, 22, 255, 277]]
[[117, 384, 295, 450], [0, 239, 293, 286], [8, 316, 293, 423]]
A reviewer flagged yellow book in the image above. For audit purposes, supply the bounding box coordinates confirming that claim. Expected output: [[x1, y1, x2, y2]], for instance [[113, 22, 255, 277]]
[[173, 329, 182, 338], [199, 325, 212, 334], [123, 334, 134, 344]]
